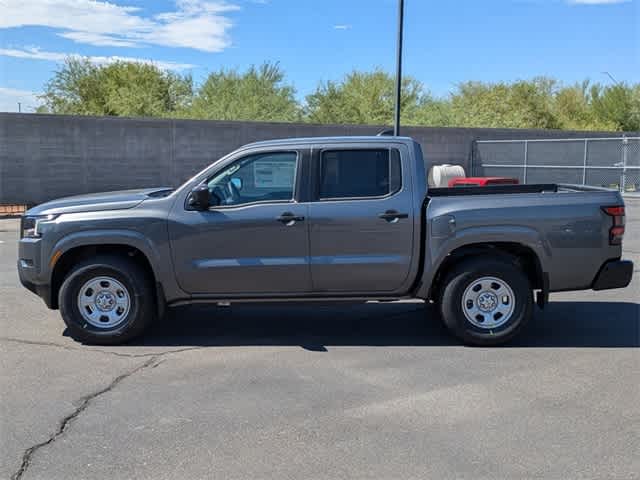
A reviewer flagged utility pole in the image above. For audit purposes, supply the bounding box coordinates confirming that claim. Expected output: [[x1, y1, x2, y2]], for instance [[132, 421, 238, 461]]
[[393, 0, 405, 136], [17, 102, 21, 113]]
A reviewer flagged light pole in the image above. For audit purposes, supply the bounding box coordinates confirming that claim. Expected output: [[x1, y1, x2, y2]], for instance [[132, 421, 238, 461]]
[[393, 0, 405, 136], [602, 71, 621, 86]]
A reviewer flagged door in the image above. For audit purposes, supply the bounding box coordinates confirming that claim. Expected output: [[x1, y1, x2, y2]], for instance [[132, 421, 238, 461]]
[[169, 150, 311, 295], [308, 147, 415, 293]]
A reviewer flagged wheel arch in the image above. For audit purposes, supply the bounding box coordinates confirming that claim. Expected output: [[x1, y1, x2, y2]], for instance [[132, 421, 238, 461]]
[[50, 243, 157, 310], [426, 242, 546, 303]]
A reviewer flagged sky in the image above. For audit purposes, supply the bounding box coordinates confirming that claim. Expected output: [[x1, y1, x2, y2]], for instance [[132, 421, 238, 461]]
[[0, 0, 638, 112]]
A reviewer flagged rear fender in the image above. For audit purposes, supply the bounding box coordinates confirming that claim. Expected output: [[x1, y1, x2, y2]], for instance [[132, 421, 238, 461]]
[[416, 225, 549, 300]]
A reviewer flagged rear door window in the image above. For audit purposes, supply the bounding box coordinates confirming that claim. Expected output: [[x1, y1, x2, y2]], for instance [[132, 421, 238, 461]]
[[319, 149, 401, 200]]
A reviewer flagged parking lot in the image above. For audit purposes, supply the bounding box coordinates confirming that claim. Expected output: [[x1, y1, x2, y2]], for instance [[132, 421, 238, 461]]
[[1, 199, 638, 480]]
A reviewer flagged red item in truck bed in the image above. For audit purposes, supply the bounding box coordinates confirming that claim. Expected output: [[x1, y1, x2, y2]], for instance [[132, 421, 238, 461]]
[[448, 177, 520, 187]]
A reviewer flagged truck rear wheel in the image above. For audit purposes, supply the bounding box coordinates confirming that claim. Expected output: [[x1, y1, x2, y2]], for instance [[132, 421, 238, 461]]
[[439, 256, 533, 346], [59, 255, 155, 345]]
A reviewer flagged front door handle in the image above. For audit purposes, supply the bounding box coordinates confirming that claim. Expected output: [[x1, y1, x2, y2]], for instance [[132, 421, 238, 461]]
[[378, 210, 409, 222], [276, 212, 305, 224]]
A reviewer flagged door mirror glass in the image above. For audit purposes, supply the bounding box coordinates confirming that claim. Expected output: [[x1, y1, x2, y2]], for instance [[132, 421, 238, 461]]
[[230, 177, 243, 191]]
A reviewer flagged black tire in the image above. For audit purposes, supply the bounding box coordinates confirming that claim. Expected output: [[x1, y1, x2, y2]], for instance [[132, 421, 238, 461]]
[[439, 256, 533, 346], [58, 255, 155, 345]]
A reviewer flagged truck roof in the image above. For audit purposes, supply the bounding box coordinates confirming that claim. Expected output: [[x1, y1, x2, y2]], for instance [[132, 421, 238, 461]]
[[243, 136, 417, 149]]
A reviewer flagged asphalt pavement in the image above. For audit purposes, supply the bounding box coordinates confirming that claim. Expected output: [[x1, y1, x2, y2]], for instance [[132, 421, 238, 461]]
[[1, 199, 638, 480]]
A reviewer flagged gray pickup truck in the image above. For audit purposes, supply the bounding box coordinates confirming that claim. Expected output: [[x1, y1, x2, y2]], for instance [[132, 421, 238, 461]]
[[18, 136, 633, 346]]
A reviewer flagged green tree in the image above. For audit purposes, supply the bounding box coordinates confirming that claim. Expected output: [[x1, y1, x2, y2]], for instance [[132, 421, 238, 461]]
[[37, 60, 639, 132], [305, 69, 424, 125], [412, 94, 454, 127], [186, 62, 299, 122], [40, 58, 193, 117], [552, 81, 614, 131], [590, 83, 640, 131], [447, 77, 560, 129]]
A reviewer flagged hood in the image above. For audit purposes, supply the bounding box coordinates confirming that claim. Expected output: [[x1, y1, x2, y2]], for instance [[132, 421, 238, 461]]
[[26, 187, 173, 216]]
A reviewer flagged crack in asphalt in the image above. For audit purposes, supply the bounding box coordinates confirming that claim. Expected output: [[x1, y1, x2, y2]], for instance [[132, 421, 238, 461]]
[[0, 337, 202, 358], [5, 339, 205, 479], [6, 306, 427, 478], [10, 357, 160, 480]]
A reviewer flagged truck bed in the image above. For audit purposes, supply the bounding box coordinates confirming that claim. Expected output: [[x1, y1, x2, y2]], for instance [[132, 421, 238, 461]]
[[429, 184, 558, 197], [429, 183, 618, 197], [424, 183, 625, 293]]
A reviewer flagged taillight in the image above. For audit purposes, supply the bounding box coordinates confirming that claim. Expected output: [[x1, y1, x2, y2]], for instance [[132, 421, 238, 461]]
[[602, 206, 626, 245]]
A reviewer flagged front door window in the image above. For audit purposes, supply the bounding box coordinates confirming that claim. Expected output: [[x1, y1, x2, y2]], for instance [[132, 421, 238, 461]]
[[207, 152, 298, 207]]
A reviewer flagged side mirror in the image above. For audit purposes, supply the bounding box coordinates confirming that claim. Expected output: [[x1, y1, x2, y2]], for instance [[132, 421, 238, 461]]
[[188, 185, 211, 210], [230, 177, 243, 190]]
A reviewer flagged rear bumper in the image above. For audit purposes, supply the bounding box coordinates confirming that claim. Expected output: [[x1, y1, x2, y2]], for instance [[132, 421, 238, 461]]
[[592, 260, 634, 291]]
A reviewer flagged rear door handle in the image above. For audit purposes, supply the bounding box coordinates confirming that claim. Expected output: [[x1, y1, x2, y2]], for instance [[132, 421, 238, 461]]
[[276, 212, 305, 224], [378, 210, 409, 222]]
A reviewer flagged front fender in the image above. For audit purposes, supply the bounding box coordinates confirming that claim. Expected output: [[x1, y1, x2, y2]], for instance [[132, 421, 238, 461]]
[[416, 224, 549, 299], [47, 229, 164, 284]]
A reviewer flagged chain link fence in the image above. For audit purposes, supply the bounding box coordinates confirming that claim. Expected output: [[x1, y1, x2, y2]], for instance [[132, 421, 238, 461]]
[[473, 137, 640, 193]]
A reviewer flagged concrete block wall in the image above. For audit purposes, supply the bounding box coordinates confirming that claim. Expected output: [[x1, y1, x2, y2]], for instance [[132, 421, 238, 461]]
[[0, 113, 626, 205]]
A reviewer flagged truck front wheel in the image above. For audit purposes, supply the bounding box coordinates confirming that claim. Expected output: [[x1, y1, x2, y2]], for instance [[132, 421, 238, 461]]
[[59, 255, 155, 345], [439, 256, 533, 346]]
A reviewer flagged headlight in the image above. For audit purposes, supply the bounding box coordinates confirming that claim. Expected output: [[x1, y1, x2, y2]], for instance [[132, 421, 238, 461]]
[[21, 214, 57, 238]]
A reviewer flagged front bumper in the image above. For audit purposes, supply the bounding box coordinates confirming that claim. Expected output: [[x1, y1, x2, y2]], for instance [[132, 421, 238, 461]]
[[18, 237, 55, 309], [18, 262, 55, 308], [592, 260, 634, 291]]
